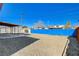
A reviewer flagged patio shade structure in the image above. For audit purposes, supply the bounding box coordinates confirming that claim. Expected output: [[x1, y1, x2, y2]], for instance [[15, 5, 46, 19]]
[[0, 22, 19, 26]]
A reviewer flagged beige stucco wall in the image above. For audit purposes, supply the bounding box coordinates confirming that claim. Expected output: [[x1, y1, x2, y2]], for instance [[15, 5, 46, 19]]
[[6, 27, 11, 33], [0, 26, 11, 33], [0, 26, 31, 34]]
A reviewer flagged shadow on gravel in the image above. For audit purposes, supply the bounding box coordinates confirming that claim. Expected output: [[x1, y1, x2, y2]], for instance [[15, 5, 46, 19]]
[[66, 28, 78, 56], [0, 36, 39, 56]]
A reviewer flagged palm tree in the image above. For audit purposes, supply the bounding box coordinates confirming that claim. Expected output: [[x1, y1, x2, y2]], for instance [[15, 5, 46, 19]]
[[20, 14, 23, 25], [17, 14, 24, 33], [0, 3, 3, 10]]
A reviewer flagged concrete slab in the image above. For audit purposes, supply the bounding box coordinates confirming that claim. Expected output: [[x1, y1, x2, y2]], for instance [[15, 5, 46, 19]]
[[12, 34, 68, 56]]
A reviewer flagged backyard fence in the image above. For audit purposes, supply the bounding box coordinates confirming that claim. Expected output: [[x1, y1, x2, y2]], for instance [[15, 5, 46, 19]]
[[31, 29, 76, 36]]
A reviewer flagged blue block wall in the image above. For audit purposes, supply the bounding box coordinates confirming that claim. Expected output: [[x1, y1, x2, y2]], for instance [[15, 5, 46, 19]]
[[31, 29, 76, 36]]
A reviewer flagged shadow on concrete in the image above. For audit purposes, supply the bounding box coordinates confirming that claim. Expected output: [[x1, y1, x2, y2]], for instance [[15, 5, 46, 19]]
[[66, 28, 79, 56], [0, 33, 30, 37], [0, 36, 39, 56]]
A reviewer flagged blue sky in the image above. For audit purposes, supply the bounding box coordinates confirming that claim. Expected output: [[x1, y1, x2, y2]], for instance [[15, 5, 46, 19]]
[[0, 3, 79, 27]]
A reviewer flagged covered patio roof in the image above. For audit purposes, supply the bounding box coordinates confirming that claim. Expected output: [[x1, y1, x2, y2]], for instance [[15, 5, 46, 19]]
[[0, 22, 19, 26]]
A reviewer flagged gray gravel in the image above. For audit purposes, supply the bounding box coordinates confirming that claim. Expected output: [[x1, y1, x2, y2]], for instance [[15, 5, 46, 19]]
[[0, 34, 39, 56]]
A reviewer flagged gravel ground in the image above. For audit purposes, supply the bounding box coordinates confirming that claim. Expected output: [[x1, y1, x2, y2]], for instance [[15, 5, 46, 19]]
[[0, 35, 39, 56]]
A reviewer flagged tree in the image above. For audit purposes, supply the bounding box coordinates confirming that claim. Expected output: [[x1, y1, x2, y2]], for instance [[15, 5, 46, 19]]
[[64, 20, 71, 29]]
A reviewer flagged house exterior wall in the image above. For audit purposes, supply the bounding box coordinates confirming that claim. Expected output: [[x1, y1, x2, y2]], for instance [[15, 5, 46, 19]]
[[0, 26, 12, 33], [0, 25, 30, 34], [0, 26, 19, 33], [13, 26, 23, 33], [9, 26, 23, 33]]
